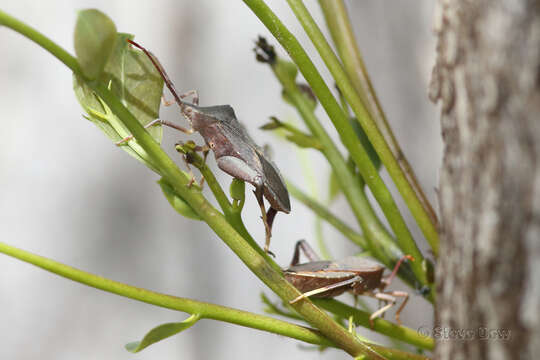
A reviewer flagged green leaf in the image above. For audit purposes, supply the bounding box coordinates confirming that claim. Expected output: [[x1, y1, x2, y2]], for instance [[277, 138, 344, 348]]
[[74, 33, 164, 171], [125, 314, 201, 353], [158, 178, 201, 220], [276, 58, 298, 81], [74, 9, 117, 79], [285, 133, 322, 149], [229, 179, 245, 202]]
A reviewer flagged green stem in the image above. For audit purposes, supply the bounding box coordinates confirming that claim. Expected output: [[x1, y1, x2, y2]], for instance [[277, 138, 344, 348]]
[[0, 243, 430, 359], [267, 57, 424, 295], [0, 10, 390, 358], [0, 242, 331, 347], [244, 0, 429, 292], [288, 0, 439, 256], [318, 0, 439, 253], [287, 180, 367, 249], [181, 147, 270, 262], [314, 299, 434, 351]]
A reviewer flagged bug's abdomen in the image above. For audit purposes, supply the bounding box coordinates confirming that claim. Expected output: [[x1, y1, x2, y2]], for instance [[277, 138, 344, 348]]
[[284, 272, 354, 298]]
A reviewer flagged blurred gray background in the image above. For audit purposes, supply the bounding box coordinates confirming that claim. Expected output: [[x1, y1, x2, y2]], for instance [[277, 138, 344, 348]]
[[0, 1, 441, 359]]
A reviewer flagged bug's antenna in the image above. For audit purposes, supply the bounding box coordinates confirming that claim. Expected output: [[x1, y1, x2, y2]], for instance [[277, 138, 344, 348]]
[[127, 39, 188, 112]]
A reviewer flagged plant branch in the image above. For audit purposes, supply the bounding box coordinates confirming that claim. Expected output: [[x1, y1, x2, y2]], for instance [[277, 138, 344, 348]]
[[0, 11, 394, 358], [245, 0, 430, 293], [257, 46, 427, 296], [314, 299, 435, 351], [0, 242, 331, 347], [318, 0, 439, 247], [0, 243, 430, 359], [287, 0, 439, 256]]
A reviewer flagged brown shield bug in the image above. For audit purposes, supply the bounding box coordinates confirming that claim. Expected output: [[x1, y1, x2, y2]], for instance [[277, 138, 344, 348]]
[[284, 240, 412, 326], [120, 39, 290, 254]]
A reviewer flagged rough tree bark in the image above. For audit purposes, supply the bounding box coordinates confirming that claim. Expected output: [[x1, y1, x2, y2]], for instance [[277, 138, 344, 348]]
[[430, 1, 540, 359]]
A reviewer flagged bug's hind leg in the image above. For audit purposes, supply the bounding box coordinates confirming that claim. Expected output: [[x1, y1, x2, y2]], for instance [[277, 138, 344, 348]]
[[367, 290, 409, 327], [254, 188, 274, 256]]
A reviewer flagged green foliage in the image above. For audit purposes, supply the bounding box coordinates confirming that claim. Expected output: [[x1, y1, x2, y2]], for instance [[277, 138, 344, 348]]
[[158, 178, 201, 220], [125, 314, 200, 353], [0, 3, 439, 359], [73, 32, 164, 172], [74, 9, 116, 79], [229, 179, 246, 211]]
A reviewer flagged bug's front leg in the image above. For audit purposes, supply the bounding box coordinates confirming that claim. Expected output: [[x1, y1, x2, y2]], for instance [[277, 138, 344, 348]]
[[162, 89, 199, 106], [175, 141, 210, 188]]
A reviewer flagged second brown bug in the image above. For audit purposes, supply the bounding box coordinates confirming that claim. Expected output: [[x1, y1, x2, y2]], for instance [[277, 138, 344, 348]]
[[284, 240, 413, 326]]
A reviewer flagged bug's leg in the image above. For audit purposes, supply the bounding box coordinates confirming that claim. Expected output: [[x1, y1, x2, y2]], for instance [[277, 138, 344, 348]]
[[176, 142, 210, 188], [254, 187, 273, 255], [181, 155, 197, 188], [289, 240, 321, 267], [289, 276, 362, 304], [368, 292, 396, 327], [380, 254, 415, 291], [116, 119, 194, 145], [162, 89, 199, 107], [387, 290, 409, 325], [266, 207, 277, 235]]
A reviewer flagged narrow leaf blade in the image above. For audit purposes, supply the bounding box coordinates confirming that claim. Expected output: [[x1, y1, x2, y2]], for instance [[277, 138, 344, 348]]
[[125, 314, 201, 353]]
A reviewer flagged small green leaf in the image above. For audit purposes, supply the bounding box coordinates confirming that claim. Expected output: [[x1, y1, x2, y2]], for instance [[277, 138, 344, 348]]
[[276, 58, 298, 81], [158, 178, 201, 220], [229, 179, 245, 202], [259, 122, 282, 131], [125, 314, 201, 353], [74, 33, 164, 171], [259, 116, 284, 131], [285, 133, 322, 149], [74, 9, 117, 79]]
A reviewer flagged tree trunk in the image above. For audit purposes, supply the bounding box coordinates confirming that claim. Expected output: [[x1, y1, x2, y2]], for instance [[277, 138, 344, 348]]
[[430, 1, 540, 359]]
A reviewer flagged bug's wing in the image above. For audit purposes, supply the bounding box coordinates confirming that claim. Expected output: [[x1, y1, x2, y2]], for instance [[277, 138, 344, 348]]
[[337, 257, 384, 272], [216, 156, 264, 187], [286, 261, 334, 274], [257, 152, 291, 213]]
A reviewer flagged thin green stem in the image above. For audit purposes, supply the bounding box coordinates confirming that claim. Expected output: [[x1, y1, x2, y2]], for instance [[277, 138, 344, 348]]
[[178, 146, 270, 261], [318, 0, 439, 251], [288, 0, 439, 256], [287, 180, 367, 249], [1, 11, 393, 358], [244, 0, 429, 292], [0, 242, 330, 347], [314, 299, 434, 351], [266, 57, 425, 295]]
